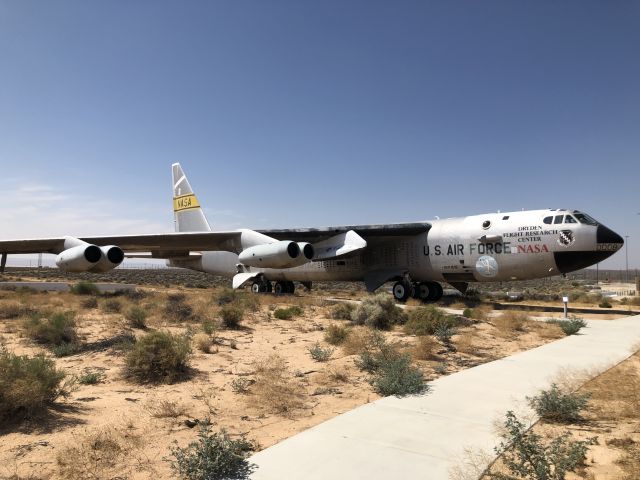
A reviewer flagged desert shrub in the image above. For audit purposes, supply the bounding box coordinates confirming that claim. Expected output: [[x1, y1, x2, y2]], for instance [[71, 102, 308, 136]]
[[598, 299, 612, 308], [78, 369, 105, 385], [342, 327, 385, 355], [325, 365, 349, 383], [0, 301, 24, 319], [170, 423, 255, 480], [351, 294, 406, 330], [23, 311, 77, 346], [251, 354, 304, 415], [411, 336, 439, 361], [231, 377, 252, 394], [220, 304, 245, 329], [123, 331, 191, 384], [493, 311, 527, 334], [467, 305, 492, 321], [331, 302, 355, 320], [462, 307, 473, 318], [404, 306, 455, 336], [81, 296, 98, 309], [0, 346, 68, 422], [489, 411, 596, 480], [215, 288, 260, 312], [324, 323, 350, 345], [354, 335, 398, 373], [308, 342, 334, 362], [215, 288, 238, 306], [546, 317, 587, 336], [125, 306, 148, 329], [528, 384, 590, 424], [202, 318, 217, 335], [164, 294, 194, 322], [370, 354, 428, 397], [145, 399, 186, 418], [52, 341, 82, 357], [434, 323, 457, 346], [193, 333, 213, 353], [273, 305, 303, 320], [70, 281, 99, 295], [102, 299, 122, 314]]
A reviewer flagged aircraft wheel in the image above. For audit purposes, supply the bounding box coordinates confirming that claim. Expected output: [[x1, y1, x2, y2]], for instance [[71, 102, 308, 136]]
[[416, 282, 431, 301], [392, 281, 411, 302], [426, 282, 443, 302], [251, 281, 262, 294], [265, 281, 273, 293], [274, 281, 286, 295], [285, 281, 295, 294]]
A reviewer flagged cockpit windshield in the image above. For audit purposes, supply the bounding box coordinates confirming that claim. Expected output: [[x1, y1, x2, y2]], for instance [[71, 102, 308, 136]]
[[574, 212, 599, 226]]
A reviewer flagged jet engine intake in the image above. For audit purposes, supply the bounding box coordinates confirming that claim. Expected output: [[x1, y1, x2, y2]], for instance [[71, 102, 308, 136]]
[[90, 245, 125, 272], [238, 240, 309, 268], [55, 244, 102, 272], [298, 242, 314, 260]]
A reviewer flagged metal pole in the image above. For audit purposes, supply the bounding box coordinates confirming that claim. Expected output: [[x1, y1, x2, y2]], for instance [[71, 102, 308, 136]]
[[625, 236, 629, 284]]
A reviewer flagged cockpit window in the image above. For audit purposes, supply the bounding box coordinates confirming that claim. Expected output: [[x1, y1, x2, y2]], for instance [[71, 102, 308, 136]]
[[553, 215, 563, 224], [565, 215, 577, 224], [574, 213, 598, 226], [543, 216, 552, 224]]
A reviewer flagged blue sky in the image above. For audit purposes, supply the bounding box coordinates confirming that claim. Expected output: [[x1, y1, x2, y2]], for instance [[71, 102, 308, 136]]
[[0, 1, 638, 269]]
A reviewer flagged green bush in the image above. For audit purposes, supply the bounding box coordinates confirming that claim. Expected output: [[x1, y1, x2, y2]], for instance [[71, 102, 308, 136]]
[[598, 299, 612, 308], [434, 323, 457, 346], [78, 369, 105, 385], [404, 306, 455, 336], [52, 342, 82, 357], [70, 281, 99, 295], [273, 305, 304, 320], [171, 423, 255, 480], [123, 331, 191, 384], [351, 294, 406, 330], [308, 342, 334, 362], [370, 354, 428, 397], [0, 346, 68, 422], [331, 302, 355, 320], [125, 306, 148, 329], [215, 289, 260, 312], [462, 308, 473, 318], [490, 411, 596, 480], [220, 304, 245, 329], [324, 323, 350, 345], [23, 311, 77, 346], [546, 318, 587, 336], [527, 384, 590, 423]]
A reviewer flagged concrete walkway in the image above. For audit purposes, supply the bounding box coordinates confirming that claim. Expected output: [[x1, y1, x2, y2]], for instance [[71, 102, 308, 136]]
[[250, 315, 640, 480]]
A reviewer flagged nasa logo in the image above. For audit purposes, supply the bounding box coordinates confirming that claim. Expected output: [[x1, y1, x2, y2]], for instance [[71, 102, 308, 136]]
[[558, 230, 575, 247], [475, 255, 499, 278]]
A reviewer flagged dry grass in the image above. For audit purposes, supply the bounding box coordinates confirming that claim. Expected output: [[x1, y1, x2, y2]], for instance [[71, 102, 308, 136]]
[[56, 425, 143, 480], [492, 311, 527, 336], [250, 354, 305, 416], [144, 398, 187, 418], [411, 336, 439, 361], [469, 305, 492, 321], [529, 320, 565, 340], [455, 331, 479, 356], [323, 365, 350, 383], [192, 332, 214, 353], [585, 354, 640, 420], [341, 326, 384, 355]]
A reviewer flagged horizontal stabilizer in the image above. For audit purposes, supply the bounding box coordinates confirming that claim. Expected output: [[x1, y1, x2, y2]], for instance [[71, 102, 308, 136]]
[[312, 230, 367, 261]]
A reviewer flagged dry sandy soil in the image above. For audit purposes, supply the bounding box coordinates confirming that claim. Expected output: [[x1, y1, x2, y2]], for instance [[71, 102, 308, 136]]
[[0, 280, 621, 480]]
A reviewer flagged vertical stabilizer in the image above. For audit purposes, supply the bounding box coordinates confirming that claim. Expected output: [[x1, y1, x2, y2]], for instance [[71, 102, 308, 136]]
[[172, 163, 211, 232]]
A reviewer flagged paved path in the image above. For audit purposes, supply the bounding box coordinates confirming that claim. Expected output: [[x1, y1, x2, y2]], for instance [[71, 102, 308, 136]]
[[250, 315, 640, 480]]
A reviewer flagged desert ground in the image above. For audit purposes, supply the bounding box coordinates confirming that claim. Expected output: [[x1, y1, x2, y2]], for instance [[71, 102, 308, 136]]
[[0, 268, 638, 479]]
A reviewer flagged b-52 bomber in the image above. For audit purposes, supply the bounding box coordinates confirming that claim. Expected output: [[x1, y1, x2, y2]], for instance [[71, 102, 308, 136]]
[[0, 164, 625, 302]]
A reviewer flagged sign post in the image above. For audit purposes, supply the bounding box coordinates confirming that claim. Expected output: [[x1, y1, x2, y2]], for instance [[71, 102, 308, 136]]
[[562, 296, 569, 319]]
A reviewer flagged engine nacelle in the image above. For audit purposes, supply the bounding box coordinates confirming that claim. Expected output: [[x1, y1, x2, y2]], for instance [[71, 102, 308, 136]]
[[238, 240, 307, 269], [55, 244, 102, 272], [298, 242, 314, 260], [89, 245, 125, 272]]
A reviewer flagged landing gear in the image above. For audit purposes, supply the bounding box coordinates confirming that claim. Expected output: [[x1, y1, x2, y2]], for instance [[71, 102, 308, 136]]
[[410, 281, 444, 303], [392, 281, 412, 302], [251, 279, 272, 293], [274, 281, 295, 295]]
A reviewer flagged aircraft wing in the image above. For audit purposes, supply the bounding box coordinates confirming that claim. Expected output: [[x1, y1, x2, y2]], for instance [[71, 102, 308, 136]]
[[0, 231, 243, 256], [257, 222, 431, 244]]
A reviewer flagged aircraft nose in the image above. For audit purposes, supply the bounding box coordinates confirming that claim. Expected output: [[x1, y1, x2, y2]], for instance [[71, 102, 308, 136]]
[[597, 225, 624, 250]]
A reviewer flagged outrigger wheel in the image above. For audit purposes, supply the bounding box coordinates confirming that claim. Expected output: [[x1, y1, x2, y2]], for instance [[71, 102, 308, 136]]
[[392, 281, 412, 302]]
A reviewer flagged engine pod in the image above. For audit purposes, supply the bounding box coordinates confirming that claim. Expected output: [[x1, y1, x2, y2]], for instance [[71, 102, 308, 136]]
[[238, 240, 306, 268], [55, 244, 102, 272]]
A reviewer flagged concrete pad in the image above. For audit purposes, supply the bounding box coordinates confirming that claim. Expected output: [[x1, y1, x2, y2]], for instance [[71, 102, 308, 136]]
[[250, 316, 640, 479]]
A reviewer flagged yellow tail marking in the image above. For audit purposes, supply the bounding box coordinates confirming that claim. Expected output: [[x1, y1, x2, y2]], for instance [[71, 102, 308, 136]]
[[173, 194, 201, 212]]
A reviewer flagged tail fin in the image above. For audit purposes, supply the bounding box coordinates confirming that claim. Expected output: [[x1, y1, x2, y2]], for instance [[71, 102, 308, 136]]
[[172, 163, 212, 232]]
